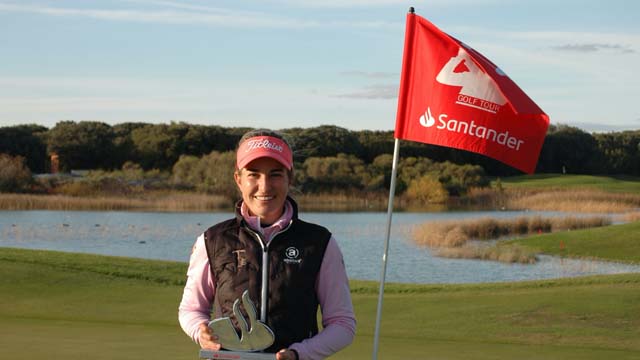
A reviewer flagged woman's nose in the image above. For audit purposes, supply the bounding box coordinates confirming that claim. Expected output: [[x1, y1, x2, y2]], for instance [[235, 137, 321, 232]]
[[257, 174, 270, 190]]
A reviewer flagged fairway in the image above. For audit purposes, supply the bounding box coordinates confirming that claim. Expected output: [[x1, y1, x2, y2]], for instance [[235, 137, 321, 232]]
[[499, 174, 640, 193], [508, 221, 640, 264], [1, 247, 639, 359]]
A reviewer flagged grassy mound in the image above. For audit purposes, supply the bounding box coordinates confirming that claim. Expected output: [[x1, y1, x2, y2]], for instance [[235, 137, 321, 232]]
[[508, 221, 640, 264]]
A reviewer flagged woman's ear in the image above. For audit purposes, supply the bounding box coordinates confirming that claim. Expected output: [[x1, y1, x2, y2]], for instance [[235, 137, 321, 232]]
[[234, 169, 242, 188]]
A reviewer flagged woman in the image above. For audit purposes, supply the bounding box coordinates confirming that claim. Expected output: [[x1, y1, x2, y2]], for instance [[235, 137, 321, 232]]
[[179, 129, 356, 360]]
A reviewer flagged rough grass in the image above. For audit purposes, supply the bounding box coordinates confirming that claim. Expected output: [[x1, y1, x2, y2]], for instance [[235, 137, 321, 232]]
[[467, 187, 640, 213], [413, 216, 611, 247], [506, 188, 640, 213], [1, 247, 639, 360], [0, 192, 231, 212], [620, 211, 640, 223], [465, 174, 640, 213], [0, 192, 393, 212], [412, 216, 612, 264], [433, 243, 537, 264], [4, 174, 639, 213], [293, 191, 391, 211]]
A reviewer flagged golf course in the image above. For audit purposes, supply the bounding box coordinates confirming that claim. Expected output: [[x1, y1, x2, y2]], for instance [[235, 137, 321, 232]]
[[1, 174, 640, 359], [1, 222, 639, 359]]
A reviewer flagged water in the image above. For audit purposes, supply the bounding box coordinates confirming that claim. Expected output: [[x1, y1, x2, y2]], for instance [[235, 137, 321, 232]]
[[1, 210, 638, 284]]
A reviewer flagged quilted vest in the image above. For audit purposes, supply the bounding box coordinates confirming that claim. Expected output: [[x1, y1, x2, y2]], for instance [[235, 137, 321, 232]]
[[203, 199, 331, 352]]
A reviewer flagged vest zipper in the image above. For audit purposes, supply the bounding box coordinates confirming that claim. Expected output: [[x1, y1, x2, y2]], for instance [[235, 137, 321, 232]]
[[244, 220, 293, 323]]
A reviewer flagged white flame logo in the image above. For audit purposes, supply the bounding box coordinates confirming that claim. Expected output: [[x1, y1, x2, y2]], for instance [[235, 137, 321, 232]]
[[419, 107, 436, 127]]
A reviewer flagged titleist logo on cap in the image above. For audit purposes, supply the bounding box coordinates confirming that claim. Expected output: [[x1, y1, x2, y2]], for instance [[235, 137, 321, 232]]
[[245, 139, 283, 153]]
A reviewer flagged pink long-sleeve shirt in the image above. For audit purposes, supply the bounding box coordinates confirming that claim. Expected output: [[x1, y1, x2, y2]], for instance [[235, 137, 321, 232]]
[[178, 201, 356, 360]]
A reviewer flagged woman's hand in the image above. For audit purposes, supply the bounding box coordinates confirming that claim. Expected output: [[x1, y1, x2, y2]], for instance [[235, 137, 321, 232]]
[[198, 322, 221, 350], [276, 349, 298, 360]]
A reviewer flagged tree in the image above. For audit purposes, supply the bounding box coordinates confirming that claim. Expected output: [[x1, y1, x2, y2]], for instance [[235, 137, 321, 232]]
[[357, 130, 394, 163], [537, 124, 603, 174], [130, 123, 189, 170], [299, 153, 367, 192], [0, 124, 48, 173], [172, 151, 237, 198], [364, 154, 394, 191], [432, 162, 489, 196], [594, 130, 640, 175], [111, 122, 149, 169], [47, 121, 116, 171], [284, 125, 364, 161], [397, 157, 488, 196]]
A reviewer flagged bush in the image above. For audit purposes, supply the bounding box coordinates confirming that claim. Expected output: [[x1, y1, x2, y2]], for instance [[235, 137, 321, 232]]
[[398, 157, 489, 196], [405, 175, 449, 204], [0, 153, 32, 193], [171, 151, 237, 198], [299, 154, 367, 192]]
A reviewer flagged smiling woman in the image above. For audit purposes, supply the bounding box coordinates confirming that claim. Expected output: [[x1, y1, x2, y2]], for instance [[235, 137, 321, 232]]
[[233, 131, 294, 225], [178, 129, 356, 360]]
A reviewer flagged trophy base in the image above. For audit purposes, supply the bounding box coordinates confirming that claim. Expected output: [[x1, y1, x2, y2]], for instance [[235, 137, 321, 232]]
[[199, 349, 276, 360]]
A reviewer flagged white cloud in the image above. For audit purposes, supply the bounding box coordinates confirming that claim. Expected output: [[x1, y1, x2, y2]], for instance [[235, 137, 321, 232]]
[[0, 1, 399, 28], [551, 43, 635, 54], [340, 71, 398, 79], [332, 84, 398, 99], [0, 2, 299, 27], [271, 0, 498, 8]]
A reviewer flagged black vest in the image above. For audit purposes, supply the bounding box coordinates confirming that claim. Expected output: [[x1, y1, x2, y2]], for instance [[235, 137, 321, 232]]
[[203, 199, 331, 352]]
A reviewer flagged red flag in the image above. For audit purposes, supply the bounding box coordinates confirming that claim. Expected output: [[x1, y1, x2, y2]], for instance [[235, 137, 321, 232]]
[[394, 13, 549, 174]]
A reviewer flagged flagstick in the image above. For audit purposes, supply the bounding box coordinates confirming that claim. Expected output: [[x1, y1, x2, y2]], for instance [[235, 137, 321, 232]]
[[372, 137, 401, 360]]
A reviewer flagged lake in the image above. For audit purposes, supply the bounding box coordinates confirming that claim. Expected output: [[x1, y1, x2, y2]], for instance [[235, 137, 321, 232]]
[[1, 210, 639, 284]]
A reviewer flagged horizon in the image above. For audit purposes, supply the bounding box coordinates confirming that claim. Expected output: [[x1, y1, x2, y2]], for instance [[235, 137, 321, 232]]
[[2, 118, 637, 135], [1, 0, 639, 133]]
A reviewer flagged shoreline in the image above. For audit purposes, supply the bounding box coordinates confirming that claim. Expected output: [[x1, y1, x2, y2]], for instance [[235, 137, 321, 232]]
[[0, 192, 418, 213]]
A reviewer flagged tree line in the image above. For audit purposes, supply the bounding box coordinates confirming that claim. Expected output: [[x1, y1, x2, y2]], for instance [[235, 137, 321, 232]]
[[0, 121, 638, 196]]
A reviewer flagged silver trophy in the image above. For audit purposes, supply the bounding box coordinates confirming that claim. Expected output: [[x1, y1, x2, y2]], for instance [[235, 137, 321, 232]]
[[199, 290, 276, 360]]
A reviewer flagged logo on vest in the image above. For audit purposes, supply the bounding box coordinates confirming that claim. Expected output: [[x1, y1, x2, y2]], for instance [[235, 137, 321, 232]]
[[284, 246, 302, 264], [232, 249, 247, 268]]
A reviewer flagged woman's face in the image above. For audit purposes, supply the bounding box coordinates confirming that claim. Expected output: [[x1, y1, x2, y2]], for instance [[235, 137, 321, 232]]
[[234, 157, 291, 225]]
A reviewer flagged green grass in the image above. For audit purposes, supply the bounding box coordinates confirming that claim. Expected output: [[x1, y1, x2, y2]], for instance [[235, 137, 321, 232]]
[[506, 221, 640, 264], [1, 247, 640, 359], [498, 174, 640, 193]]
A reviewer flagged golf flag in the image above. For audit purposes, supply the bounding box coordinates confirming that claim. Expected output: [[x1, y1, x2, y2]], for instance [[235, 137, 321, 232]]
[[394, 12, 549, 173]]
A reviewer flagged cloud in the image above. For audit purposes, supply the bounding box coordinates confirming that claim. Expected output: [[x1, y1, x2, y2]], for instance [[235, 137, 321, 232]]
[[340, 71, 398, 79], [552, 43, 635, 54], [271, 0, 493, 8], [333, 84, 398, 99], [0, 2, 298, 27], [0, 1, 399, 28]]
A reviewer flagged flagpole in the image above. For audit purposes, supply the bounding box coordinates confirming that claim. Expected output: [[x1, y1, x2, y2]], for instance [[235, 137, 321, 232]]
[[372, 137, 401, 360]]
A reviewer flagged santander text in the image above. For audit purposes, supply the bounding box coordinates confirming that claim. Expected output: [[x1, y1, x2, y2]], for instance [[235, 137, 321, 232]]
[[437, 114, 524, 150]]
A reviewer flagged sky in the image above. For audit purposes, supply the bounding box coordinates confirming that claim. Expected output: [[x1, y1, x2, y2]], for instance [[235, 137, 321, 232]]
[[1, 0, 639, 133]]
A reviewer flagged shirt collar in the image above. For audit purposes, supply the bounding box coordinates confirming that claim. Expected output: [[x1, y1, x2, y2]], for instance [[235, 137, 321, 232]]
[[240, 199, 293, 243]]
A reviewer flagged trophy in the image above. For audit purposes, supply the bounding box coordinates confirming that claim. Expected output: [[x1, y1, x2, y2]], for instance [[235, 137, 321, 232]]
[[199, 290, 276, 360]]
